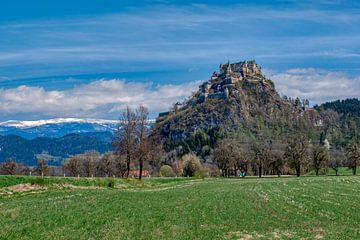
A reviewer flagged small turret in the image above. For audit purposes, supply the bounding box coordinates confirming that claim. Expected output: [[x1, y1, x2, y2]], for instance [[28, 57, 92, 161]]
[[226, 61, 232, 75]]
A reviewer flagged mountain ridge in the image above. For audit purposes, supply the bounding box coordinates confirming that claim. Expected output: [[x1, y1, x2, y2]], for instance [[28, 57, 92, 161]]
[[0, 118, 119, 129], [0, 118, 120, 139], [0, 133, 112, 166]]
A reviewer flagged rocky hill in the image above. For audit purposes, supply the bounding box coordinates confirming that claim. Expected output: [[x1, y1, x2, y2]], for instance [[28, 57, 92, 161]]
[[155, 60, 322, 152]]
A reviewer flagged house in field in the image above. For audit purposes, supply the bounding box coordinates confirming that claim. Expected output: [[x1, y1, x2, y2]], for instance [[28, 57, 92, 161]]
[[129, 169, 150, 178]]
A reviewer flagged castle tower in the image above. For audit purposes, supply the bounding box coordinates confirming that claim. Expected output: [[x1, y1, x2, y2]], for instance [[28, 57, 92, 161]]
[[226, 61, 232, 75]]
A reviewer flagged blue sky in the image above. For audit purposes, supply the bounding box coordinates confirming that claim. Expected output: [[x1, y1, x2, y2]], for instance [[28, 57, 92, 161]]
[[0, 0, 359, 120]]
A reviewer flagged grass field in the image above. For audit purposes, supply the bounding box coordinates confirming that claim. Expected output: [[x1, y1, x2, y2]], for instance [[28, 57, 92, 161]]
[[306, 167, 354, 176], [1, 175, 359, 240]]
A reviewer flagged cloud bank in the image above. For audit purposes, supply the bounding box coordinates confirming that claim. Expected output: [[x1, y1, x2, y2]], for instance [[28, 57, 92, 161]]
[[0, 79, 200, 119], [271, 68, 360, 105], [1, 68, 359, 120]]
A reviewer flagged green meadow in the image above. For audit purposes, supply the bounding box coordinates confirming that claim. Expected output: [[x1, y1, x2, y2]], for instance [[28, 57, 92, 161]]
[[1, 175, 359, 240]]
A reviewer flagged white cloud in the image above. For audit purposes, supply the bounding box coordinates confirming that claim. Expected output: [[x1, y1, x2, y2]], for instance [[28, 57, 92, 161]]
[[0, 79, 200, 118], [1, 68, 359, 119], [271, 68, 360, 104]]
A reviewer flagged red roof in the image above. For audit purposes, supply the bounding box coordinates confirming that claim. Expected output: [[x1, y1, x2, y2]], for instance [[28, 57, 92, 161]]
[[129, 170, 150, 177]]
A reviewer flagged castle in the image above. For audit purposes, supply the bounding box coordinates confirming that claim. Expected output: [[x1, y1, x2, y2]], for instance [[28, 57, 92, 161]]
[[199, 60, 265, 102], [158, 60, 266, 118]]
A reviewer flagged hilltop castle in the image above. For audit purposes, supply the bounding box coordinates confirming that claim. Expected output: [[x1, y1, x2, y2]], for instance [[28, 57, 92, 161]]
[[199, 60, 265, 102], [158, 60, 268, 118]]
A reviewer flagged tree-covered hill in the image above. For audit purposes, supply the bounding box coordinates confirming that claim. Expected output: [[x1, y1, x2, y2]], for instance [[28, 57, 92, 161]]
[[315, 98, 360, 117], [0, 133, 112, 166]]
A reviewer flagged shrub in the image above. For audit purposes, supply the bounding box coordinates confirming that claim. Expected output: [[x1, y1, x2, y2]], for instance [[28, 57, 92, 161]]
[[194, 168, 206, 179], [107, 179, 115, 188], [159, 165, 176, 177], [30, 177, 47, 186], [182, 153, 202, 177], [172, 160, 184, 176], [204, 164, 220, 177]]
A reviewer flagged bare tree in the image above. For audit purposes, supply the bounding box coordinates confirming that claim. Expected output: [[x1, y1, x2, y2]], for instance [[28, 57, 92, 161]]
[[64, 156, 83, 177], [250, 140, 271, 178], [235, 145, 249, 177], [312, 144, 329, 176], [213, 139, 233, 177], [346, 139, 360, 175], [98, 152, 115, 177], [82, 151, 100, 177], [213, 138, 244, 177], [284, 134, 309, 177], [267, 148, 284, 177], [36, 158, 50, 177], [329, 147, 345, 176], [136, 105, 151, 180], [0, 158, 18, 175], [114, 153, 127, 178], [114, 106, 137, 178]]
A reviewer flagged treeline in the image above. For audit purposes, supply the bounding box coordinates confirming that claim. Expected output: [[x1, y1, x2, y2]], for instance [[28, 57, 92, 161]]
[[212, 135, 359, 177], [315, 98, 360, 117], [2, 133, 358, 178], [1, 105, 360, 179], [0, 133, 111, 166]]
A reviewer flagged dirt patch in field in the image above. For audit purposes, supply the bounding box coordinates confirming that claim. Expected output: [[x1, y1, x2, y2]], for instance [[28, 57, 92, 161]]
[[271, 229, 293, 239], [226, 229, 294, 240], [312, 227, 325, 239], [7, 183, 46, 193], [55, 183, 101, 190], [226, 231, 264, 240], [124, 180, 202, 192]]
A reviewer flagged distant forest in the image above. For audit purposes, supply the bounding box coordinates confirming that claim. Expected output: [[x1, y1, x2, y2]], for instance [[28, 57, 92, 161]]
[[315, 98, 360, 117]]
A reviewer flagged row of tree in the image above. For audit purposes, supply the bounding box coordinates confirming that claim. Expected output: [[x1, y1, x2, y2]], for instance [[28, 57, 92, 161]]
[[212, 135, 360, 177], [1, 135, 359, 178], [0, 158, 50, 177]]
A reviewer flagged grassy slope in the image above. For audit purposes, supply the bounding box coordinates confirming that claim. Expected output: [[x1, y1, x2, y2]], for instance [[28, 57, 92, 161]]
[[0, 175, 191, 188], [0, 176, 360, 240]]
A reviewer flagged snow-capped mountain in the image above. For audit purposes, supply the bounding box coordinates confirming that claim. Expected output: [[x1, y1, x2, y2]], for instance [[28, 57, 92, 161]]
[[0, 118, 120, 139], [0, 118, 119, 129]]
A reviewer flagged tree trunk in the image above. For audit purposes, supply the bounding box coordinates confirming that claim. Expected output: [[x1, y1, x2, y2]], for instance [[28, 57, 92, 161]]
[[315, 168, 319, 176], [126, 157, 131, 178], [335, 169, 338, 176], [296, 164, 301, 177], [258, 165, 262, 178], [353, 167, 357, 175], [139, 160, 143, 180]]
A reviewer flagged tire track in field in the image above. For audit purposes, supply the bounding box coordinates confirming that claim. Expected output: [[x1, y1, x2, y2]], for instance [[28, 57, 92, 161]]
[[120, 179, 207, 192]]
